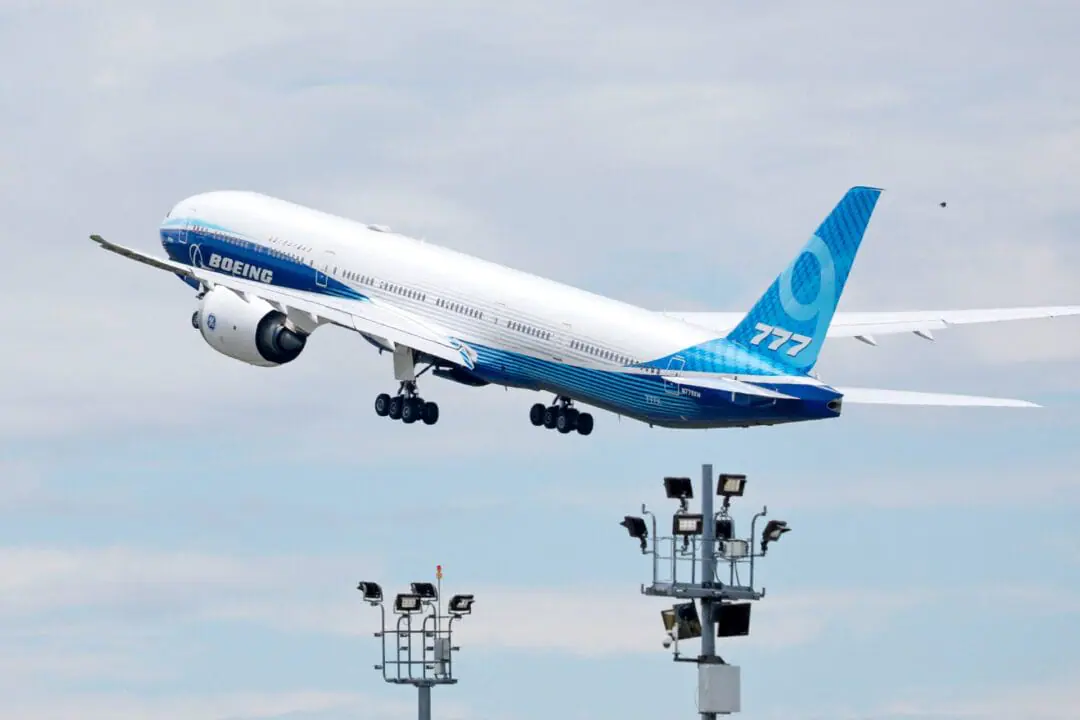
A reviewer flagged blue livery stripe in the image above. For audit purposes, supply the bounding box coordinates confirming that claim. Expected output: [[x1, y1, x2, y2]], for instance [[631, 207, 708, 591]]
[[160, 220, 368, 301], [468, 344, 841, 427]]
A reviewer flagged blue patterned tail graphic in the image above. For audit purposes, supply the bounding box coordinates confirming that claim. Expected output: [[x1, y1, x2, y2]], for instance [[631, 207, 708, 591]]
[[725, 186, 883, 373]]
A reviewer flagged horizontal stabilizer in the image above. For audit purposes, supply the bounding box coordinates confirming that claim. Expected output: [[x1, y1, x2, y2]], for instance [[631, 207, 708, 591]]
[[835, 387, 1039, 408], [663, 306, 1080, 340], [661, 374, 797, 400]]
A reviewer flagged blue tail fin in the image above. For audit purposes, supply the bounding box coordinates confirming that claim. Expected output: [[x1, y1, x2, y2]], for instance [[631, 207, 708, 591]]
[[726, 185, 883, 374]]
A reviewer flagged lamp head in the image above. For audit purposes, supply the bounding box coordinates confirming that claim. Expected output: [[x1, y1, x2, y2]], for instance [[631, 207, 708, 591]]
[[761, 519, 791, 554], [393, 593, 423, 614], [448, 594, 475, 616], [620, 515, 649, 552], [357, 581, 383, 604], [663, 476, 694, 501], [672, 513, 704, 536], [411, 582, 438, 602], [717, 473, 747, 498]]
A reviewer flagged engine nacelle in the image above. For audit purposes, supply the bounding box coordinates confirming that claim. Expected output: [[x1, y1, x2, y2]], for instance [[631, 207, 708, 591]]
[[194, 287, 308, 367]]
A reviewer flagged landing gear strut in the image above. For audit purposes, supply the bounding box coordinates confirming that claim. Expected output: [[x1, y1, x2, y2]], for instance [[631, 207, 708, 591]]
[[530, 396, 593, 436]]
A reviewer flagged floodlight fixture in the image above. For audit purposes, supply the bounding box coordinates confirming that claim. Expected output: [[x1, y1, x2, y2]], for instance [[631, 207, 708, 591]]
[[717, 473, 747, 498], [663, 476, 694, 500], [661, 601, 702, 640], [620, 515, 649, 552], [394, 593, 423, 614], [715, 602, 752, 638], [672, 513, 704, 536], [448, 594, 475, 616], [761, 519, 791, 554], [357, 581, 383, 604], [715, 517, 734, 541], [411, 582, 438, 601]]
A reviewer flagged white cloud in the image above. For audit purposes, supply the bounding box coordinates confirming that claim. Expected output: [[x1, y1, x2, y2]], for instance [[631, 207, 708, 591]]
[[2, 542, 1079, 719], [0, 545, 378, 618], [0, 544, 932, 660], [794, 671, 1080, 720], [0, 690, 414, 720], [1, 0, 1078, 443]]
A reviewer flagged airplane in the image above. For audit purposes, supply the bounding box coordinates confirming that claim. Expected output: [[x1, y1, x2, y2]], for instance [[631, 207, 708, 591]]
[[90, 185, 1080, 436]]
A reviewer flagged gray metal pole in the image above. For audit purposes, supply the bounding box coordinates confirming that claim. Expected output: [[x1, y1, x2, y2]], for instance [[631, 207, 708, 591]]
[[418, 683, 431, 720], [699, 463, 717, 720]]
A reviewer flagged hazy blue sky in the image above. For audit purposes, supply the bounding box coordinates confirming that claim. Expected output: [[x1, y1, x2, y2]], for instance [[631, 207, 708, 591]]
[[3, 1, 1080, 718]]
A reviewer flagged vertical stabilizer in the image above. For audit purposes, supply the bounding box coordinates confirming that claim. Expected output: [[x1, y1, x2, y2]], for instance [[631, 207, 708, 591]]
[[725, 186, 883, 373]]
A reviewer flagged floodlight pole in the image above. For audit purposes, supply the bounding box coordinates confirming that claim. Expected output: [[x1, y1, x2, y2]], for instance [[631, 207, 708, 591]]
[[699, 463, 719, 720], [418, 683, 432, 720], [629, 463, 787, 717]]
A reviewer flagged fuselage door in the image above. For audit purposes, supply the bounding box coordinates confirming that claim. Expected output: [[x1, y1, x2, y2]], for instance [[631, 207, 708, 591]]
[[316, 249, 335, 288], [664, 355, 686, 395]]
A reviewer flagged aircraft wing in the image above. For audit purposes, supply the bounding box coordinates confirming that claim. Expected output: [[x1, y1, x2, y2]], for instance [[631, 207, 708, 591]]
[[835, 387, 1039, 408], [90, 235, 478, 370], [662, 307, 1080, 344]]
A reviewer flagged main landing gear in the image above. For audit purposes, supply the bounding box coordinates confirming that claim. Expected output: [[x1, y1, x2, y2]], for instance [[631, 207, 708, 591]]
[[530, 396, 593, 436], [375, 381, 439, 426], [374, 346, 440, 426]]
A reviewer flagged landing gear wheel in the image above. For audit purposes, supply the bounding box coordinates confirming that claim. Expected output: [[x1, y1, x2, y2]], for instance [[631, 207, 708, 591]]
[[543, 406, 558, 429], [401, 397, 421, 424], [529, 403, 546, 426], [388, 395, 404, 420], [375, 393, 391, 417], [556, 410, 576, 434], [576, 413, 594, 435], [422, 401, 439, 425]]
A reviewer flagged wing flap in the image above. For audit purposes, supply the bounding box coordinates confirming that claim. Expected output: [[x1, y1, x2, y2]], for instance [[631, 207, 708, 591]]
[[836, 387, 1039, 408], [91, 235, 476, 369]]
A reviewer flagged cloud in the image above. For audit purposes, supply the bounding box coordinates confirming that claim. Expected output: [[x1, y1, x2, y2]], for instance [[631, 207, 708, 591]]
[[0, 690, 414, 720], [0, 546, 378, 618], [0, 544, 929, 659], [796, 670, 1080, 720], [2, 0, 1078, 446]]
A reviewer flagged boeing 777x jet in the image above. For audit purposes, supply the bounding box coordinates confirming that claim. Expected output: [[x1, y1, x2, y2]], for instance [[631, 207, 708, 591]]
[[92, 186, 1079, 435]]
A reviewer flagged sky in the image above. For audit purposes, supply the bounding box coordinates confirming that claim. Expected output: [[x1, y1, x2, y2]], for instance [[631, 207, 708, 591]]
[[2, 0, 1080, 718]]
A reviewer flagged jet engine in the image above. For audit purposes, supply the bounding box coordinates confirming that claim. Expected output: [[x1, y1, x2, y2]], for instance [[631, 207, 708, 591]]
[[192, 287, 308, 367]]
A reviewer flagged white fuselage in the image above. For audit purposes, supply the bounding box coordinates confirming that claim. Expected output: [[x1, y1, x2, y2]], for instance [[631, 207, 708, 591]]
[[167, 191, 716, 376], [160, 191, 837, 429]]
